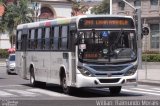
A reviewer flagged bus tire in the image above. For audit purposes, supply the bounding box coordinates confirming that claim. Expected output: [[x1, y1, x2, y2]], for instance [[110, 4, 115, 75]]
[[109, 86, 121, 95], [30, 67, 46, 88], [61, 74, 74, 94]]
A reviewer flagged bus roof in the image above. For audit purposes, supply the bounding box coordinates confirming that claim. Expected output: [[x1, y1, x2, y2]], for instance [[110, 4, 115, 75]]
[[17, 15, 134, 30]]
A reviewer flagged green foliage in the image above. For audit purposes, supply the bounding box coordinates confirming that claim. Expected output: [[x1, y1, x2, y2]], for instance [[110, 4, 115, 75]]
[[142, 54, 160, 62], [91, 0, 110, 14], [1, 0, 34, 47], [71, 1, 88, 16], [2, 0, 34, 34], [0, 49, 9, 58]]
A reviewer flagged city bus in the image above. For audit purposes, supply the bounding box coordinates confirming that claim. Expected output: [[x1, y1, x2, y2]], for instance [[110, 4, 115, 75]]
[[16, 15, 138, 94]]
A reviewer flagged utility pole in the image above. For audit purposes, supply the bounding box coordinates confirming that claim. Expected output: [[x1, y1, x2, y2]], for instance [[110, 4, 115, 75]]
[[137, 8, 142, 69], [121, 0, 142, 69], [110, 0, 112, 14]]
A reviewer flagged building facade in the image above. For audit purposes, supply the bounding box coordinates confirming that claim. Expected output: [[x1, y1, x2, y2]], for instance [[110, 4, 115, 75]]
[[0, 34, 11, 49], [112, 0, 160, 52], [0, 0, 73, 49], [30, 0, 72, 20]]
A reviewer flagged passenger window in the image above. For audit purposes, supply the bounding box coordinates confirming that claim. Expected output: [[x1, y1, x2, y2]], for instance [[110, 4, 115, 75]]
[[50, 27, 54, 49], [42, 28, 45, 49], [27, 30, 31, 50], [61, 26, 68, 50], [38, 28, 42, 50], [31, 29, 35, 50], [17, 31, 22, 50], [54, 26, 59, 50], [34, 29, 38, 49], [45, 28, 50, 50]]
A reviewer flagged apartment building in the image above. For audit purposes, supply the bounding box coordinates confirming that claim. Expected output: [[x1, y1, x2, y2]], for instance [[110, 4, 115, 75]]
[[112, 0, 160, 52]]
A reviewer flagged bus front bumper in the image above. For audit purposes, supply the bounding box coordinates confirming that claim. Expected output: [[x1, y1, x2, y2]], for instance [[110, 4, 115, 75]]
[[75, 72, 137, 88]]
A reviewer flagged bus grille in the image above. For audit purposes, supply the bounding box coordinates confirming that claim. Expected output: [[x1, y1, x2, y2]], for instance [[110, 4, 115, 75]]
[[90, 66, 127, 71], [95, 73, 123, 76], [99, 78, 120, 83]]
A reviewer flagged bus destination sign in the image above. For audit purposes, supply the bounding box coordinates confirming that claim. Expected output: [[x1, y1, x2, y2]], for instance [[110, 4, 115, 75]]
[[78, 17, 134, 29]]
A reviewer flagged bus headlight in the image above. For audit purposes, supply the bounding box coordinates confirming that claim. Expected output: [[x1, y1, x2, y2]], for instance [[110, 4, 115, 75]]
[[78, 66, 94, 77], [124, 67, 137, 76]]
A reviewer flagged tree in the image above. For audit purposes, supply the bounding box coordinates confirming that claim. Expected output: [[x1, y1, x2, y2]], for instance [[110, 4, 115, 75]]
[[91, 0, 110, 14], [71, 2, 89, 16], [2, 0, 34, 47], [0, 0, 6, 33]]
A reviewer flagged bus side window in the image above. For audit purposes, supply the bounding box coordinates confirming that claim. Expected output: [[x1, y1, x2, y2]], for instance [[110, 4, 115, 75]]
[[45, 27, 50, 50], [27, 29, 31, 50], [58, 26, 62, 50], [17, 31, 22, 50], [61, 26, 68, 50], [31, 29, 35, 50], [42, 28, 46, 50], [34, 29, 38, 49], [54, 26, 59, 50], [38, 28, 42, 50], [50, 27, 54, 49]]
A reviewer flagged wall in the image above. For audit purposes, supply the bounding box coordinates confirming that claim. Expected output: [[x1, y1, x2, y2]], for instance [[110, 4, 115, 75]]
[[0, 33, 11, 49]]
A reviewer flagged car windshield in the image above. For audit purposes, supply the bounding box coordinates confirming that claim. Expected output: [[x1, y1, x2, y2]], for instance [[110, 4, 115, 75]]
[[78, 30, 137, 64], [9, 55, 15, 61]]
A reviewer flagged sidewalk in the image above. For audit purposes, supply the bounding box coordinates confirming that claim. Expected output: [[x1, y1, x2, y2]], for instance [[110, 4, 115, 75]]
[[138, 62, 160, 86]]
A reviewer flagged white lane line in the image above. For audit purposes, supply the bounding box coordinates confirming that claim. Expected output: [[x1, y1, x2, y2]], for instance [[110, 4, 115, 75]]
[[132, 88, 160, 93], [0, 85, 23, 88], [5, 89, 39, 97], [27, 89, 69, 97], [122, 89, 160, 96], [0, 91, 17, 97], [152, 88, 160, 91]]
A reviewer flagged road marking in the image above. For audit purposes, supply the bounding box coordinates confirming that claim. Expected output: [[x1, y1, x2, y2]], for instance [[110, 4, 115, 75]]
[[5, 89, 39, 97], [0, 91, 17, 97], [132, 88, 160, 93], [0, 85, 23, 88], [27, 89, 69, 97], [152, 88, 160, 91], [122, 89, 160, 96]]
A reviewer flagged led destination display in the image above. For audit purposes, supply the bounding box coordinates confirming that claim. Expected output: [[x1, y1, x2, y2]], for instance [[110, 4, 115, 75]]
[[78, 17, 135, 29]]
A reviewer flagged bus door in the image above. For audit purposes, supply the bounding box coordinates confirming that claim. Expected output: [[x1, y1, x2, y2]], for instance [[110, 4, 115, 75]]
[[21, 29, 28, 79], [69, 27, 77, 85]]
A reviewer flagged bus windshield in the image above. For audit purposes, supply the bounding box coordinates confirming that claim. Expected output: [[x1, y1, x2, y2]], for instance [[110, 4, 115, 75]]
[[78, 30, 137, 64]]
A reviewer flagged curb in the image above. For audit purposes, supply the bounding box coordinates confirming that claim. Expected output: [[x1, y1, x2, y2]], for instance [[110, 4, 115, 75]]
[[138, 81, 160, 86]]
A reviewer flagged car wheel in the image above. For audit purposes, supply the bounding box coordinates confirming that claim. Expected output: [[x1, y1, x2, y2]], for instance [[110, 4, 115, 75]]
[[7, 70, 11, 75]]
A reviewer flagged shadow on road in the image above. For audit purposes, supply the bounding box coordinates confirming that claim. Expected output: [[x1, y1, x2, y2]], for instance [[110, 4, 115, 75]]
[[22, 83, 143, 98], [0, 77, 6, 79]]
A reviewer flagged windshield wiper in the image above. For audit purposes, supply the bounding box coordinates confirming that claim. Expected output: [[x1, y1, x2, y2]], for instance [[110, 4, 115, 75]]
[[110, 29, 124, 49]]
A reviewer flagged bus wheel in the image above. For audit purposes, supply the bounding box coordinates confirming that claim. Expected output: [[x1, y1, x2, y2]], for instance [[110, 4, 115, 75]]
[[30, 68, 46, 88], [62, 75, 73, 94], [109, 86, 121, 95]]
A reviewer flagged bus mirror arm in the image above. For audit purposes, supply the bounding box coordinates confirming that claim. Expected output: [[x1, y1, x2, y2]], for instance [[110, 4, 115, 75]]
[[74, 36, 80, 45]]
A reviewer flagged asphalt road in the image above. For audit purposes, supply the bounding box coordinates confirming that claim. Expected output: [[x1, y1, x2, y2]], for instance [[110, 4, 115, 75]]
[[0, 66, 160, 106]]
